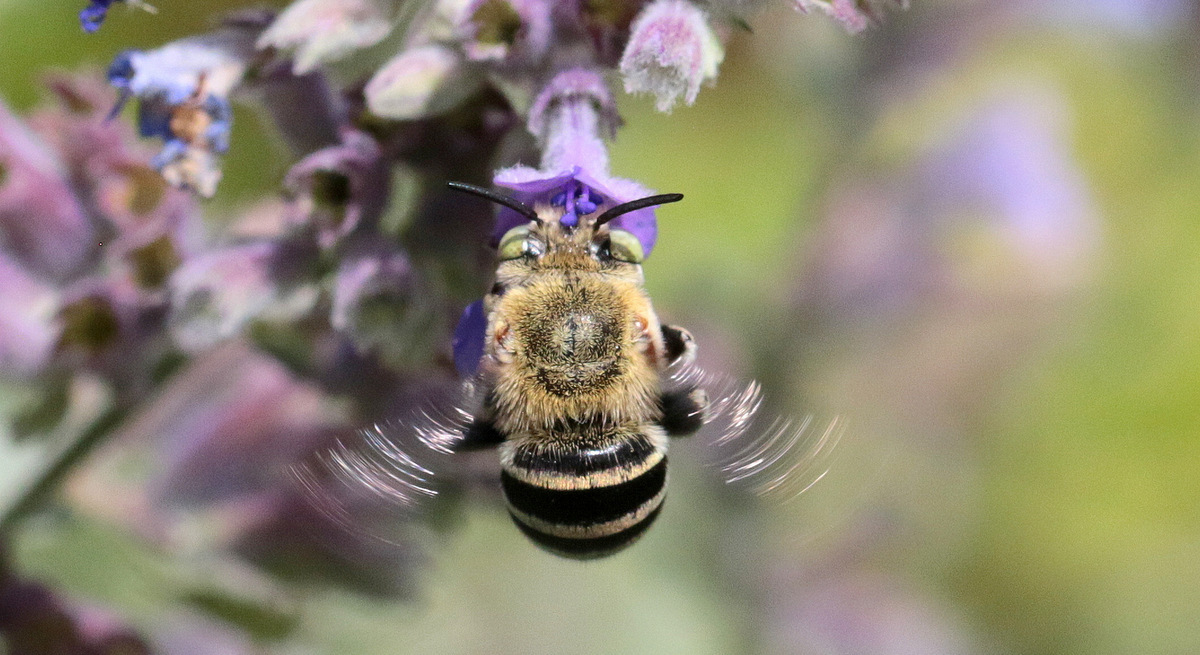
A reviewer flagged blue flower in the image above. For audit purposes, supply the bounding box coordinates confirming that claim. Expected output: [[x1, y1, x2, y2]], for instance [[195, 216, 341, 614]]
[[104, 25, 256, 196], [80, 0, 120, 33], [80, 0, 155, 33]]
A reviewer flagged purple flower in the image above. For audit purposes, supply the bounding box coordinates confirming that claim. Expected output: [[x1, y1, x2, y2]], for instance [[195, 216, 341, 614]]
[[459, 0, 554, 65], [330, 243, 441, 370], [168, 241, 318, 352], [283, 129, 389, 248], [619, 0, 724, 112], [0, 99, 94, 283], [492, 68, 661, 255]]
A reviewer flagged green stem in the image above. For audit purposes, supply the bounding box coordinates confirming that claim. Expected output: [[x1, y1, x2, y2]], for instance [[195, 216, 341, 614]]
[[0, 405, 127, 537]]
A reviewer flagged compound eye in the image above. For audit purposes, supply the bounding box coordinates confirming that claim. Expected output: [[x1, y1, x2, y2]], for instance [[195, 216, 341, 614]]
[[498, 224, 534, 260], [608, 229, 644, 264]]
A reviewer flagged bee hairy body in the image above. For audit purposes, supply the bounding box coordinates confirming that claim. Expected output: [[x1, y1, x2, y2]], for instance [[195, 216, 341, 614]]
[[464, 198, 702, 558]]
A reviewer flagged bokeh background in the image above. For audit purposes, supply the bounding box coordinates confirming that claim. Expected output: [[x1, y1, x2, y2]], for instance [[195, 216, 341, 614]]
[[2, 1, 1199, 654]]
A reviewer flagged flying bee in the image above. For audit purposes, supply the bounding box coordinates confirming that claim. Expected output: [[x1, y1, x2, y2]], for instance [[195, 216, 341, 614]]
[[301, 182, 843, 559]]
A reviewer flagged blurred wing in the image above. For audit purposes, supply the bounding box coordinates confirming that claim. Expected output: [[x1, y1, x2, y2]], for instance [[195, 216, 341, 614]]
[[291, 397, 471, 545], [668, 363, 845, 502]]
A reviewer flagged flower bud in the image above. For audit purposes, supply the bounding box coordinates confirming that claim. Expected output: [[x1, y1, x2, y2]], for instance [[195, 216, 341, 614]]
[[794, 0, 901, 33], [258, 0, 397, 75], [619, 0, 724, 113], [364, 44, 482, 120], [0, 100, 94, 282], [107, 23, 258, 196], [0, 254, 58, 379]]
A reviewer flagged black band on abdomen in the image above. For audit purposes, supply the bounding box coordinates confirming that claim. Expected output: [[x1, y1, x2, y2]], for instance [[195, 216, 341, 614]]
[[501, 458, 666, 528]]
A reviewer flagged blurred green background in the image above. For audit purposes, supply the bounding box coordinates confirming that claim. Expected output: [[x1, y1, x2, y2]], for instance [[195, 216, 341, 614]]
[[3, 1, 1200, 654]]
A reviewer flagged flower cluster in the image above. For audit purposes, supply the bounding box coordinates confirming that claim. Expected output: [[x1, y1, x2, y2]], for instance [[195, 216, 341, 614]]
[[0, 0, 911, 647]]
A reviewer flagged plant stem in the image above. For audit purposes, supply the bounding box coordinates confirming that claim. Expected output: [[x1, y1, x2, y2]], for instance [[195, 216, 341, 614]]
[[0, 405, 127, 537]]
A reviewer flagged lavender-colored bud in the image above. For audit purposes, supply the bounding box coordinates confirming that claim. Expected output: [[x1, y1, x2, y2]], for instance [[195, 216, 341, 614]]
[[0, 100, 94, 283], [458, 0, 553, 65], [365, 44, 482, 120], [284, 130, 389, 249], [168, 242, 318, 352], [619, 0, 724, 113], [794, 0, 903, 32], [258, 0, 398, 75], [0, 254, 58, 379]]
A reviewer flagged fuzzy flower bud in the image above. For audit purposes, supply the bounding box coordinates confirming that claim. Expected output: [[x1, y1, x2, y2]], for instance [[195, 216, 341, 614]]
[[258, 0, 397, 75], [365, 44, 482, 120], [0, 100, 93, 283], [794, 0, 904, 33], [619, 0, 724, 113]]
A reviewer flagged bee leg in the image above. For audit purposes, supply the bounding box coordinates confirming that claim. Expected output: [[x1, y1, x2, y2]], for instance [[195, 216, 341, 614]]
[[659, 387, 709, 437], [661, 324, 697, 366], [457, 417, 505, 451]]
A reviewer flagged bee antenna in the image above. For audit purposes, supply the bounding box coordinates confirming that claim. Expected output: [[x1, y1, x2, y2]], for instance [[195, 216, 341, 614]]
[[447, 182, 542, 225], [593, 193, 684, 229]]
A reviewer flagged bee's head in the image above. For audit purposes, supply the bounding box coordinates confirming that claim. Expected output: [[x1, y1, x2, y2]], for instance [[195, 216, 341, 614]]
[[446, 181, 682, 269]]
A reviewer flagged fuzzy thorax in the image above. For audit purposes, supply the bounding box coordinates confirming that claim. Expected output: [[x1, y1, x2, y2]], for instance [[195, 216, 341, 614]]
[[484, 267, 665, 434]]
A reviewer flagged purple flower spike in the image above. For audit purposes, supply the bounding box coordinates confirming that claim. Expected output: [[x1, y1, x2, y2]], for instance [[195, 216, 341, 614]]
[[620, 0, 724, 113], [493, 68, 661, 255]]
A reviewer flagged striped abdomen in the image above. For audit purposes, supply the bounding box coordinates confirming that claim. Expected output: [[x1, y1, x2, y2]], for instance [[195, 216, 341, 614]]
[[499, 424, 668, 559]]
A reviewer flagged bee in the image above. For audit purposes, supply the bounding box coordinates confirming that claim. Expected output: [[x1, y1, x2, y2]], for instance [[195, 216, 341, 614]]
[[303, 182, 842, 559]]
